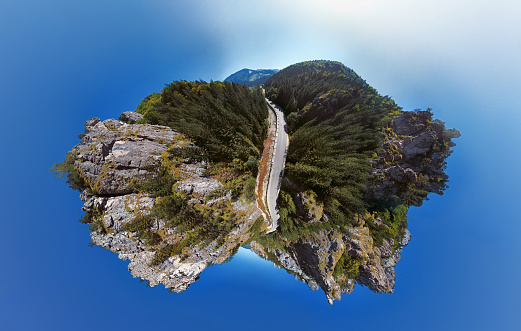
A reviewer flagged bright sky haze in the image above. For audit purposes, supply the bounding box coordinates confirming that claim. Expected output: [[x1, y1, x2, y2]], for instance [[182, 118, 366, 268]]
[[1, 0, 520, 330]]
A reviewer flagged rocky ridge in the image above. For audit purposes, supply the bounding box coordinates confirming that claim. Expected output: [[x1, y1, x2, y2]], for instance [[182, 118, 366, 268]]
[[73, 114, 261, 291], [251, 226, 410, 304], [60, 107, 457, 302], [250, 110, 457, 303], [367, 110, 461, 204], [73, 116, 175, 195]]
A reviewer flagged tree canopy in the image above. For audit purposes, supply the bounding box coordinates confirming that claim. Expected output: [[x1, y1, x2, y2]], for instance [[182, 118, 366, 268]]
[[137, 80, 268, 164], [266, 61, 402, 229]]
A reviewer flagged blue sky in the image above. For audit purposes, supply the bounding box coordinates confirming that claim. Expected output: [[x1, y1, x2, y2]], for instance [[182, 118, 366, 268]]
[[1, 0, 520, 330]]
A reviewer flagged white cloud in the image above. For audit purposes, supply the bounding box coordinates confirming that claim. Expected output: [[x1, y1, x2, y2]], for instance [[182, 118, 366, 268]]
[[162, 0, 520, 117]]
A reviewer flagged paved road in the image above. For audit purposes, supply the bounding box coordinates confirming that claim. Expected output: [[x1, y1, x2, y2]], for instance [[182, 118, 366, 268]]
[[265, 100, 288, 233]]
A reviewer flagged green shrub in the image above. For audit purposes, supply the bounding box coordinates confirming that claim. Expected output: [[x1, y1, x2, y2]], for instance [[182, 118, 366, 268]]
[[50, 152, 89, 192], [333, 253, 360, 279]]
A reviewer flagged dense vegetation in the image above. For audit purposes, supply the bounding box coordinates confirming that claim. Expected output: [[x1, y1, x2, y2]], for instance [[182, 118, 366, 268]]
[[265, 61, 403, 235], [137, 81, 268, 164], [286, 90, 400, 223], [127, 81, 268, 264], [52, 80, 270, 266], [130, 162, 245, 266], [259, 60, 460, 287], [132, 80, 269, 205], [266, 60, 378, 115], [52, 61, 458, 292]]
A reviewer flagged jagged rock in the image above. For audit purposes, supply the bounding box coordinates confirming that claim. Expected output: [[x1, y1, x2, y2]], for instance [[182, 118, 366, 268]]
[[351, 228, 411, 292], [290, 230, 346, 301], [88, 190, 260, 293], [92, 232, 143, 253], [73, 118, 177, 194], [120, 251, 208, 291], [175, 163, 223, 196], [250, 241, 322, 293], [392, 111, 429, 136], [275, 250, 301, 273], [63, 115, 264, 293], [65, 108, 449, 303], [295, 191, 324, 223], [366, 110, 460, 205], [177, 176, 222, 196], [402, 130, 436, 157], [252, 229, 352, 302], [248, 110, 454, 303], [87, 188, 260, 293], [120, 111, 144, 124], [251, 225, 411, 302], [339, 226, 392, 292], [83, 193, 156, 232], [388, 166, 416, 183]]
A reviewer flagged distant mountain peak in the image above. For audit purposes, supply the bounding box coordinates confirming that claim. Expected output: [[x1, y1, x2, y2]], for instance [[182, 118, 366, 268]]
[[224, 68, 279, 86]]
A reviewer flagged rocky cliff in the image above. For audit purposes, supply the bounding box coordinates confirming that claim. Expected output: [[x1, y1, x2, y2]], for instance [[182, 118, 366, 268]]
[[54, 74, 458, 303], [251, 227, 410, 304], [59, 107, 457, 301], [69, 114, 261, 291], [250, 109, 458, 303], [367, 110, 461, 206]]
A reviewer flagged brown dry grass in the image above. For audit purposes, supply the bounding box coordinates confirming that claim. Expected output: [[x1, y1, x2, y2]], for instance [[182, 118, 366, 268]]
[[255, 106, 277, 222]]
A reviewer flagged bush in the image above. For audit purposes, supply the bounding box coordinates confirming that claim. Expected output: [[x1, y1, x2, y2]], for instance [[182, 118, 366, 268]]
[[50, 152, 89, 192]]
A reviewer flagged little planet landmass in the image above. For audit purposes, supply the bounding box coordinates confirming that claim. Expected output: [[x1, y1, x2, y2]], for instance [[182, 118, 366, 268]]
[[51, 60, 460, 304]]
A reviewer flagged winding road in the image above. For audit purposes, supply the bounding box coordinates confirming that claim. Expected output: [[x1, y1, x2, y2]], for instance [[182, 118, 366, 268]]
[[265, 100, 288, 233]]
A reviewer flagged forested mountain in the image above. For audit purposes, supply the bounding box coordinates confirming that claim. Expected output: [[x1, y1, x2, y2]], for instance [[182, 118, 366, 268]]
[[265, 60, 377, 114], [131, 80, 269, 211], [263, 60, 458, 253], [52, 60, 459, 302], [255, 61, 459, 300], [224, 68, 279, 86], [265, 61, 402, 232]]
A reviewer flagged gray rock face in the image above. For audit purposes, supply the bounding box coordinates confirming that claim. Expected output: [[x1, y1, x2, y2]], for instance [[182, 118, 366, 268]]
[[288, 230, 345, 298], [119, 111, 144, 124], [73, 118, 176, 195], [86, 189, 260, 291], [248, 111, 455, 303], [251, 224, 411, 303], [392, 110, 429, 135], [367, 110, 460, 203], [63, 109, 448, 302], [356, 228, 411, 292], [82, 193, 156, 233], [176, 163, 222, 196], [294, 191, 324, 223], [70, 116, 262, 292], [250, 241, 322, 292]]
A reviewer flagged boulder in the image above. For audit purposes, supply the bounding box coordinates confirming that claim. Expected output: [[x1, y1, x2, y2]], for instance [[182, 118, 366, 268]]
[[119, 111, 144, 124]]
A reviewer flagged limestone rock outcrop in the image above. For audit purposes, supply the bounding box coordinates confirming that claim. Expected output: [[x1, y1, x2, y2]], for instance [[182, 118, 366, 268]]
[[72, 116, 261, 292], [73, 117, 176, 194], [367, 110, 461, 204], [85, 192, 260, 291], [354, 227, 411, 292], [60, 108, 455, 303], [119, 111, 144, 124], [251, 226, 410, 303]]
